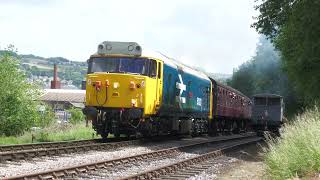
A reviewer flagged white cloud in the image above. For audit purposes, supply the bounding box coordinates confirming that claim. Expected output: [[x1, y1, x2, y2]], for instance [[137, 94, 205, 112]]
[[0, 0, 259, 74]]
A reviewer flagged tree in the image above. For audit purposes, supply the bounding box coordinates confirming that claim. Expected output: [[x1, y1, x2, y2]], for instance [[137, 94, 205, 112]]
[[228, 37, 300, 116], [252, 0, 320, 105], [0, 47, 41, 136]]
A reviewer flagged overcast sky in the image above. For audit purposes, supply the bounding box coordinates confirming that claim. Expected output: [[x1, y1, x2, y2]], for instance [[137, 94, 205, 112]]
[[0, 0, 259, 74]]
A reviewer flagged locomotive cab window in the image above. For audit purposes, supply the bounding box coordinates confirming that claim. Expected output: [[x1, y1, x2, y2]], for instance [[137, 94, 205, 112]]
[[149, 60, 157, 78], [88, 57, 159, 78]]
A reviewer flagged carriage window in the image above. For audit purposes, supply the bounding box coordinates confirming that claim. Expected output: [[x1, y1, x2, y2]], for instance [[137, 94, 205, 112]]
[[268, 98, 281, 105], [254, 97, 267, 105]]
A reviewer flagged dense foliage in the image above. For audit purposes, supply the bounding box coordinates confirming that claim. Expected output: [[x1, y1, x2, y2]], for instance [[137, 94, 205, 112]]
[[0, 48, 41, 136], [227, 37, 300, 116], [264, 106, 320, 179], [252, 0, 320, 105], [67, 107, 85, 124], [36, 104, 55, 128]]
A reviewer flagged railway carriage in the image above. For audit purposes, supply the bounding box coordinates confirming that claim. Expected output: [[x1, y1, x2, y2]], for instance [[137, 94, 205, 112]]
[[251, 94, 284, 133], [209, 79, 251, 134]]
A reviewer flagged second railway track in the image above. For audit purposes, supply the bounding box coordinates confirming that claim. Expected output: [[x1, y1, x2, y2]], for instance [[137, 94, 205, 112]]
[[3, 133, 262, 180], [0, 138, 139, 162], [0, 139, 99, 152]]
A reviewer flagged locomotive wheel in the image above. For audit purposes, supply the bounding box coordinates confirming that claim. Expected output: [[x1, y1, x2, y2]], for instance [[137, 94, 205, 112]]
[[218, 120, 223, 135], [114, 132, 120, 138], [226, 120, 233, 134], [100, 131, 109, 140], [232, 120, 240, 134], [209, 120, 218, 136]]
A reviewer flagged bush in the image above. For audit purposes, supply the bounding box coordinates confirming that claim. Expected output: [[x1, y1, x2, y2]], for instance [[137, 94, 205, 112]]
[[67, 107, 85, 124], [0, 47, 41, 136], [34, 104, 55, 128], [264, 106, 320, 179]]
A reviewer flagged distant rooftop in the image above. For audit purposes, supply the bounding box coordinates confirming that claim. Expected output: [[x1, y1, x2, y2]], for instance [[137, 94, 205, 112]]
[[40, 89, 85, 103]]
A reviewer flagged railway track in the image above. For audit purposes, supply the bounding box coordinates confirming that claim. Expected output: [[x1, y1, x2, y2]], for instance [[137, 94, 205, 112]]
[[4, 133, 261, 180], [0, 139, 99, 152], [0, 138, 139, 162], [122, 137, 261, 180]]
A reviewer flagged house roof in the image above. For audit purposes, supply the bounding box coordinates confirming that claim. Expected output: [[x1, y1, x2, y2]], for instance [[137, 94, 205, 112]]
[[40, 89, 85, 103]]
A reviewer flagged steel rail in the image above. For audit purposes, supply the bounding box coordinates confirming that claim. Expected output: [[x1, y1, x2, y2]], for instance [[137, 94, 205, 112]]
[[0, 139, 139, 162], [0, 139, 99, 152], [3, 134, 257, 180], [121, 137, 262, 180]]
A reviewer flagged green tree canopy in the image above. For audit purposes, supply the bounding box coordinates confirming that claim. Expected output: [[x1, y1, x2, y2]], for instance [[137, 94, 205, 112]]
[[228, 37, 300, 116], [252, 0, 320, 105], [0, 48, 41, 136]]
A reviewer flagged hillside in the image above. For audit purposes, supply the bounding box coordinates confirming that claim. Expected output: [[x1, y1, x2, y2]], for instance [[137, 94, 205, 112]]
[[0, 51, 87, 89], [20, 54, 87, 89]]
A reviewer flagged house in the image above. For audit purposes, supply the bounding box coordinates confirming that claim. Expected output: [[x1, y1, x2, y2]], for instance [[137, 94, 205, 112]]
[[40, 89, 85, 110]]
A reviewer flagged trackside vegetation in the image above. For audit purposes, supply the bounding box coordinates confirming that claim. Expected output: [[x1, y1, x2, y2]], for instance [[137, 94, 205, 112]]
[[0, 123, 95, 145], [264, 106, 320, 179], [0, 47, 41, 136], [0, 48, 94, 144], [252, 0, 320, 178]]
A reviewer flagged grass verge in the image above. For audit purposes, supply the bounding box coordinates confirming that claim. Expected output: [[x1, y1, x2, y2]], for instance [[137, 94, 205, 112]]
[[264, 106, 320, 179], [0, 122, 96, 145]]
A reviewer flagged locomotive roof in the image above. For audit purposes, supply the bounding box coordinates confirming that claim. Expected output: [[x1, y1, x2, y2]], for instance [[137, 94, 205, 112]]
[[253, 94, 283, 98], [92, 41, 210, 81], [145, 50, 210, 81]]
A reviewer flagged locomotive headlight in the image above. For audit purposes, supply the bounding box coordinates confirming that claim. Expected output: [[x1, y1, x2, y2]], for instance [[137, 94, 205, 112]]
[[98, 44, 104, 50], [113, 82, 119, 89]]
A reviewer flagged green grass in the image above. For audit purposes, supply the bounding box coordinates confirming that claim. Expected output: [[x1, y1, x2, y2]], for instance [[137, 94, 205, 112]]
[[264, 106, 320, 179], [0, 123, 96, 145]]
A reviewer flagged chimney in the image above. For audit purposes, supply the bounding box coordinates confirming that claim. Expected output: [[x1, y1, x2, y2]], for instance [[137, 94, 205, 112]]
[[51, 64, 61, 89]]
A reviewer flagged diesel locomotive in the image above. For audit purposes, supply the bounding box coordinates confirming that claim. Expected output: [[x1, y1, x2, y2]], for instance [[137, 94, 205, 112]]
[[83, 41, 252, 138]]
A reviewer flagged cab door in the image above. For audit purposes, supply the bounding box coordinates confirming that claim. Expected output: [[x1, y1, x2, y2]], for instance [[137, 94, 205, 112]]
[[155, 61, 163, 110], [144, 59, 162, 115]]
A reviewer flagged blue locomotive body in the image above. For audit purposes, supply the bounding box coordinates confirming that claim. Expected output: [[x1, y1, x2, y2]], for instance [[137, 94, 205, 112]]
[[158, 63, 211, 119]]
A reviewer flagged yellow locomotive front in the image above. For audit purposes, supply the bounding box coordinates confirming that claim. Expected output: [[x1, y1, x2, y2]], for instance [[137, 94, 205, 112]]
[[83, 41, 163, 138]]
